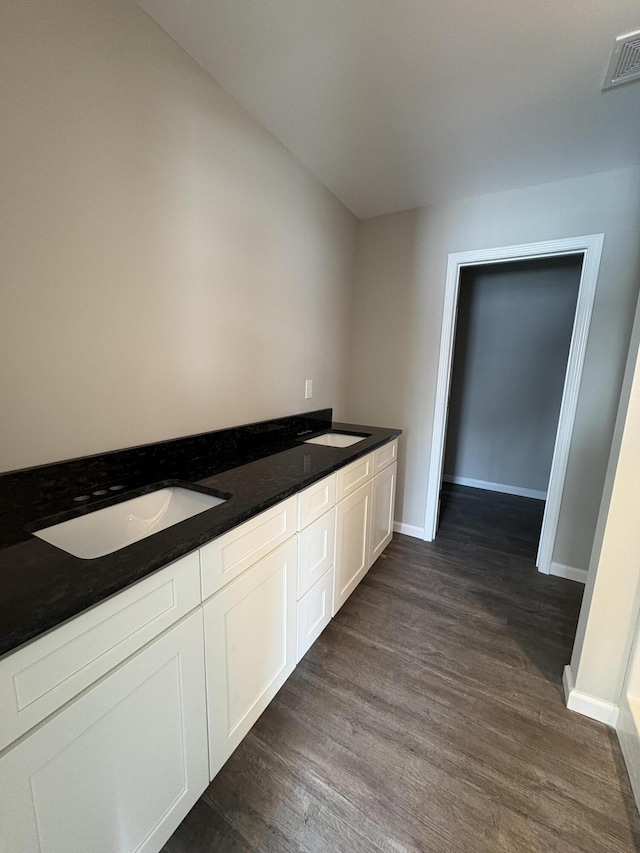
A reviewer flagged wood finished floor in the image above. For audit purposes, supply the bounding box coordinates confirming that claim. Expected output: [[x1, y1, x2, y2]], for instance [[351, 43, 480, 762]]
[[162, 485, 640, 853]]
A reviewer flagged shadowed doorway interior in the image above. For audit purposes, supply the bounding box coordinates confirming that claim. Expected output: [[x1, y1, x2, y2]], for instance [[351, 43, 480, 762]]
[[443, 256, 582, 539]]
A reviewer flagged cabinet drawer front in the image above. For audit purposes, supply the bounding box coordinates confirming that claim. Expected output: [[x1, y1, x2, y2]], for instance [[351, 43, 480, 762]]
[[0, 609, 208, 853], [204, 538, 297, 780], [336, 453, 373, 501], [297, 508, 335, 599], [373, 438, 398, 475], [200, 497, 296, 600], [296, 567, 334, 663], [0, 551, 201, 752], [297, 473, 336, 530]]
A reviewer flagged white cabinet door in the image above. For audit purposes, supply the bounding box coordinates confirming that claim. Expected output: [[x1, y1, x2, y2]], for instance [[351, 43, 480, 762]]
[[334, 480, 372, 616], [296, 567, 334, 663], [0, 610, 209, 853], [297, 507, 335, 599], [204, 538, 297, 780], [369, 462, 397, 568]]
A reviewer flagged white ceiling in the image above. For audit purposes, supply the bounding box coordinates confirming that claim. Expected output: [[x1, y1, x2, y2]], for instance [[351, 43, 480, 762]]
[[136, 0, 640, 219]]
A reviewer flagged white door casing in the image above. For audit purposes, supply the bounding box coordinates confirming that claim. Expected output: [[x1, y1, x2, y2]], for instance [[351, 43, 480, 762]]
[[423, 234, 604, 574]]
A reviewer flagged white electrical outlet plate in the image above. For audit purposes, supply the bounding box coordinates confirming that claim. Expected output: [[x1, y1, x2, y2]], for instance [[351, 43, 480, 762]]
[[305, 379, 313, 399]]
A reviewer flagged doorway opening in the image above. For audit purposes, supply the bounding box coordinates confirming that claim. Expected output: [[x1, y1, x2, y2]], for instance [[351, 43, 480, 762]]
[[423, 235, 604, 577]]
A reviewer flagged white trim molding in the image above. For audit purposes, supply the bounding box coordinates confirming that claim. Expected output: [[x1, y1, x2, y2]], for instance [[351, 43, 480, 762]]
[[423, 234, 605, 576], [617, 696, 640, 810], [442, 475, 546, 501], [549, 562, 588, 584], [562, 665, 619, 726], [393, 521, 425, 539]]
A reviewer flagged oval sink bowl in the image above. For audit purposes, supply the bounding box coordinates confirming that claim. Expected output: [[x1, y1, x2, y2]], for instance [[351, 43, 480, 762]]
[[304, 432, 369, 448], [33, 486, 227, 559]]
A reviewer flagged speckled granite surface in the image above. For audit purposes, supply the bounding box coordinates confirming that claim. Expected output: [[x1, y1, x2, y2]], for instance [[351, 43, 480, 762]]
[[0, 410, 400, 656]]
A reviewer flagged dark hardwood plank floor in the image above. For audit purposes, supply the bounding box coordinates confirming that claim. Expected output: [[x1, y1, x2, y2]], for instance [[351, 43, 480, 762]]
[[162, 484, 640, 852]]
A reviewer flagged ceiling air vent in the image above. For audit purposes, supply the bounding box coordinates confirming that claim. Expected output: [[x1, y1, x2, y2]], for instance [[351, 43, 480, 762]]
[[603, 29, 640, 89]]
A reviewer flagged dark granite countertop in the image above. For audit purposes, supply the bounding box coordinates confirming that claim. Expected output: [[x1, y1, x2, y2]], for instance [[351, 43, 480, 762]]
[[0, 411, 400, 658]]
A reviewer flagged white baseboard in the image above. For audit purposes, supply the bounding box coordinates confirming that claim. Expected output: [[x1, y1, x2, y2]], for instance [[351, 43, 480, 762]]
[[562, 663, 573, 703], [549, 561, 588, 584], [562, 665, 619, 726], [442, 475, 546, 501], [393, 521, 425, 539], [617, 696, 640, 811]]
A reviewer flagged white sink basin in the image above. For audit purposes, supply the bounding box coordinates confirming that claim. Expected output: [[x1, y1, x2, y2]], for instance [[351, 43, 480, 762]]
[[304, 432, 368, 448], [33, 487, 227, 559]]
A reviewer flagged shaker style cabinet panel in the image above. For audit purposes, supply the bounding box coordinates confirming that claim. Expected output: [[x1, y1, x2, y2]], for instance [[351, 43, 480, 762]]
[[204, 537, 297, 780], [0, 610, 209, 853], [296, 567, 334, 663], [297, 473, 337, 530], [333, 480, 373, 616], [336, 454, 373, 502], [369, 462, 398, 568], [297, 507, 336, 599], [373, 438, 398, 475]]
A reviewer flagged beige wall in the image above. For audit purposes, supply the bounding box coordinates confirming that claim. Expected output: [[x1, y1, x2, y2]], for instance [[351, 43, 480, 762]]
[[0, 0, 357, 473], [348, 167, 640, 569]]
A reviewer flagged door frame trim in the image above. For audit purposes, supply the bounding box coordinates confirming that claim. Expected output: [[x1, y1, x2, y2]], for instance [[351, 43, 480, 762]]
[[423, 234, 604, 574]]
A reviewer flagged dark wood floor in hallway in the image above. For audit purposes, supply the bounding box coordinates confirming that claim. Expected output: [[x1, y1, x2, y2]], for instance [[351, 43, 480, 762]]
[[162, 485, 640, 853]]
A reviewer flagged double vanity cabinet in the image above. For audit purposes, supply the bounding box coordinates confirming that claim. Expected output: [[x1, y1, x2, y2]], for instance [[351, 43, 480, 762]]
[[0, 438, 398, 853]]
